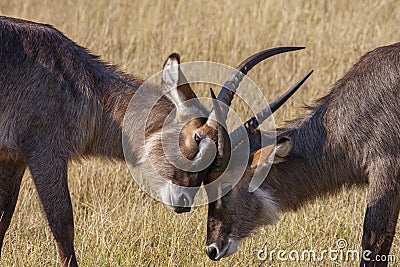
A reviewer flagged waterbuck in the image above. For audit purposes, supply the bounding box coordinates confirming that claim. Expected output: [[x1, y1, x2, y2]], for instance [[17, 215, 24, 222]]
[[205, 42, 400, 267], [0, 16, 308, 266]]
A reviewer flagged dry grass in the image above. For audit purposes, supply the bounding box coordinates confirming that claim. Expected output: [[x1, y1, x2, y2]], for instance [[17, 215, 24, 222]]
[[1, 0, 400, 266]]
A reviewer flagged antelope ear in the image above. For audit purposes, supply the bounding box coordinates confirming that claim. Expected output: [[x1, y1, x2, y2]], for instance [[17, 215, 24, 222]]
[[251, 145, 275, 169], [162, 53, 180, 92], [275, 136, 291, 159], [162, 53, 198, 121], [250, 136, 291, 168]]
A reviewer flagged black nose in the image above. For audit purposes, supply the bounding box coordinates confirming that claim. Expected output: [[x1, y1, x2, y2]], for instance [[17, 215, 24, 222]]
[[174, 194, 191, 213], [173, 206, 191, 213], [178, 194, 190, 207], [206, 246, 218, 261], [172, 194, 191, 213]]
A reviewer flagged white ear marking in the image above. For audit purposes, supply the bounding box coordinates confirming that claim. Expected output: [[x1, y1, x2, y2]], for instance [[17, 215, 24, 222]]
[[275, 137, 291, 158], [162, 57, 182, 107], [161, 53, 201, 122]]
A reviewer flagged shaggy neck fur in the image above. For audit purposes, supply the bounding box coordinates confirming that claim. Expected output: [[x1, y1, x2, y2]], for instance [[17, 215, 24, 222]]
[[261, 100, 367, 213]]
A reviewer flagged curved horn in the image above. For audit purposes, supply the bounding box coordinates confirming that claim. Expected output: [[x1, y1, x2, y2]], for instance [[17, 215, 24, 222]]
[[229, 70, 313, 150], [212, 46, 306, 122], [207, 87, 225, 163], [208, 88, 231, 175], [207, 88, 225, 129]]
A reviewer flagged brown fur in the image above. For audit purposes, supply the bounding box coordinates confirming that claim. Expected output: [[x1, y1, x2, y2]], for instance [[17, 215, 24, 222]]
[[0, 16, 219, 266]]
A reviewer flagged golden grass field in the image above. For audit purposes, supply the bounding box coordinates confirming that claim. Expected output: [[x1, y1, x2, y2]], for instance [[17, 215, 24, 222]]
[[1, 0, 400, 266]]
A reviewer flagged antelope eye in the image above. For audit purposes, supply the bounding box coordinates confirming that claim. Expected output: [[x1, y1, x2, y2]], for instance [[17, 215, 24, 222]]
[[194, 133, 201, 144]]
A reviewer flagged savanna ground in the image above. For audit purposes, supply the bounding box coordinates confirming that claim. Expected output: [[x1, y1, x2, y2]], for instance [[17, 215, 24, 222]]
[[1, 0, 400, 266]]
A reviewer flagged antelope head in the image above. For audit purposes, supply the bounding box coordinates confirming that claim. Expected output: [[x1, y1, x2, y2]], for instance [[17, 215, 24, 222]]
[[149, 48, 309, 213], [204, 70, 312, 259], [205, 138, 292, 260]]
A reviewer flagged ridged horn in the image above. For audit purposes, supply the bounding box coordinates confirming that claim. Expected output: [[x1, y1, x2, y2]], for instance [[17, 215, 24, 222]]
[[208, 47, 306, 123], [229, 70, 313, 150], [208, 88, 230, 164]]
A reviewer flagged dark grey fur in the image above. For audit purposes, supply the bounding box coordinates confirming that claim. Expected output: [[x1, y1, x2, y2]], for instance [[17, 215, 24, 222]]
[[206, 43, 400, 267]]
